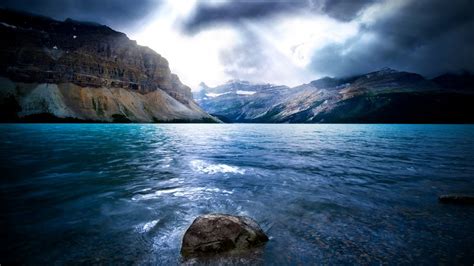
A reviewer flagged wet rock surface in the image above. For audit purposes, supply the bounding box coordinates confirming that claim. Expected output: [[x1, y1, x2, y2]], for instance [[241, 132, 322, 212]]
[[439, 194, 474, 205], [181, 214, 269, 258]]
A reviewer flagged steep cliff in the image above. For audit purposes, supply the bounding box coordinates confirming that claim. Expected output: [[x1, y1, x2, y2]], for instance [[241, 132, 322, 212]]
[[0, 9, 216, 122]]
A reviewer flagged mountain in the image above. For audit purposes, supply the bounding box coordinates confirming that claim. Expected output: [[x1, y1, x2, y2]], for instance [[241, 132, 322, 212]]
[[193, 80, 291, 122], [431, 72, 474, 92], [195, 68, 474, 123], [0, 9, 216, 123]]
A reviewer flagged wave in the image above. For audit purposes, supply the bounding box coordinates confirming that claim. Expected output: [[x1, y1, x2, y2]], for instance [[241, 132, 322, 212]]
[[135, 219, 160, 233], [131, 187, 233, 201], [190, 160, 245, 175]]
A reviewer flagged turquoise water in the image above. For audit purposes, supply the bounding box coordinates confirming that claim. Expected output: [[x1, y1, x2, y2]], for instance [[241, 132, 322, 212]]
[[1, 124, 473, 264]]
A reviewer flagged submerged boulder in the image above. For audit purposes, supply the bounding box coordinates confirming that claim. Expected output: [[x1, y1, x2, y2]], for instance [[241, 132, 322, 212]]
[[181, 214, 269, 258], [438, 194, 474, 205]]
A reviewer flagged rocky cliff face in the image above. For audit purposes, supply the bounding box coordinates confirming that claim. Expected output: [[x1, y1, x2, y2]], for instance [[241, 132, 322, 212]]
[[195, 69, 474, 123], [0, 9, 216, 122]]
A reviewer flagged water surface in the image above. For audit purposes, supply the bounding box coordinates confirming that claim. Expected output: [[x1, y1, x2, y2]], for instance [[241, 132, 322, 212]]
[[1, 124, 473, 264]]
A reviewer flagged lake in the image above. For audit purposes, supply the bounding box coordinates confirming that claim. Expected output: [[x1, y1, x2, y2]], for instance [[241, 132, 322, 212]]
[[1, 124, 473, 264]]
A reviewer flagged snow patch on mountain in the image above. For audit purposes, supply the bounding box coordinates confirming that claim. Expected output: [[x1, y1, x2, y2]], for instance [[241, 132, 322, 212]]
[[236, 90, 256, 95]]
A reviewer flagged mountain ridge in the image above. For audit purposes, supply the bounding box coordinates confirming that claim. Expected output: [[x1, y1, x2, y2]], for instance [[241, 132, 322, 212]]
[[194, 69, 474, 123]]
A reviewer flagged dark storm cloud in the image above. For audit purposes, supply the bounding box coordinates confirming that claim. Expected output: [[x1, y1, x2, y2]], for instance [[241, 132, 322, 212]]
[[2, 0, 472, 81], [0, 0, 159, 29], [183, 0, 474, 81], [310, 0, 474, 78], [183, 1, 304, 33], [182, 0, 376, 33], [322, 0, 376, 21]]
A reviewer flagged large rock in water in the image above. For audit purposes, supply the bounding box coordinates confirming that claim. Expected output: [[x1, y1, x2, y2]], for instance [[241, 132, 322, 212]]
[[439, 194, 474, 205], [181, 214, 269, 258]]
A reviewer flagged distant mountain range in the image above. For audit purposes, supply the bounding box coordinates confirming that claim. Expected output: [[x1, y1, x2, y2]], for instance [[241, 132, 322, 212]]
[[194, 68, 474, 123], [0, 9, 216, 123]]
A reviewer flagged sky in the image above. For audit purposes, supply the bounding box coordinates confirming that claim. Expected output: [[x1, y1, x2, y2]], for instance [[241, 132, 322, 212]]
[[1, 0, 474, 89]]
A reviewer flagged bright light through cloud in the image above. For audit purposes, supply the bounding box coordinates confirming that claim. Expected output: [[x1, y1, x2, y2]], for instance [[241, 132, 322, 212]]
[[130, 0, 362, 89], [131, 0, 237, 88], [253, 14, 359, 68]]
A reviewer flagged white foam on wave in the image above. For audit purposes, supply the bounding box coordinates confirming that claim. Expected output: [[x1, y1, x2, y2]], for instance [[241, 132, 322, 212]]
[[0, 22, 17, 29], [131, 187, 233, 201], [190, 160, 245, 175], [132, 188, 181, 201], [135, 219, 160, 233]]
